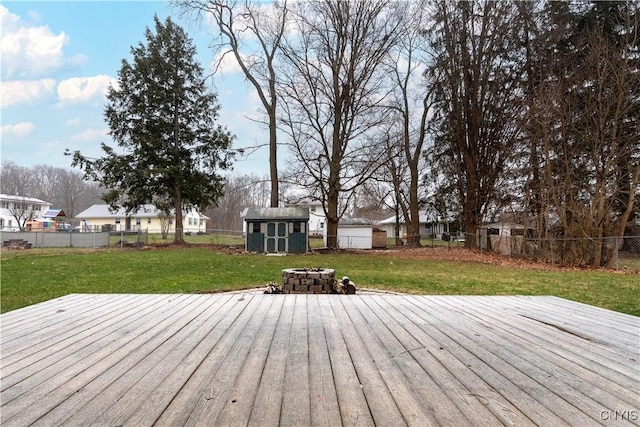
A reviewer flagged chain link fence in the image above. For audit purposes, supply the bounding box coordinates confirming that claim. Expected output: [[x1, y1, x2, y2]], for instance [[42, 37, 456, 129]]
[[5, 227, 637, 271], [469, 232, 640, 271]]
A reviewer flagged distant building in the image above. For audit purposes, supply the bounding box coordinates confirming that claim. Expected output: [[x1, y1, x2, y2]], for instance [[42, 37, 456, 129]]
[[75, 204, 209, 233], [378, 211, 452, 240], [293, 199, 326, 237], [477, 222, 534, 256], [333, 217, 373, 249], [0, 194, 51, 231]]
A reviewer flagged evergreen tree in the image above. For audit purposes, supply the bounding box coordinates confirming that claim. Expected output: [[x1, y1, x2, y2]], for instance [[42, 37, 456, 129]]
[[68, 15, 235, 244]]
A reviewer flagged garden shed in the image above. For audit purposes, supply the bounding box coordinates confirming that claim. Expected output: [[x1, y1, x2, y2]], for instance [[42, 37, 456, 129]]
[[241, 207, 309, 254]]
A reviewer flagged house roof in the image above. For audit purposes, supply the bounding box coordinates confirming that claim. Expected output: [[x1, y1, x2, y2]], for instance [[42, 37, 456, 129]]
[[480, 222, 533, 230], [241, 207, 309, 221], [339, 217, 372, 227], [0, 194, 51, 205], [378, 211, 436, 225], [75, 204, 209, 219]]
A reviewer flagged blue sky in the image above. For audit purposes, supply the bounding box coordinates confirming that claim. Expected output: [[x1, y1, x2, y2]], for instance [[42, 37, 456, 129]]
[[1, 1, 271, 176]]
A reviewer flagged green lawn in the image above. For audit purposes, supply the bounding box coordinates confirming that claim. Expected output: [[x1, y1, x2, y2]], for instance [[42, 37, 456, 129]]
[[1, 247, 638, 315]]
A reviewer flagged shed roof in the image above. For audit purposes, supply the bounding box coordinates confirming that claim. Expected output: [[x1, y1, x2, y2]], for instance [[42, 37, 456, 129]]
[[42, 209, 66, 218], [241, 207, 309, 221]]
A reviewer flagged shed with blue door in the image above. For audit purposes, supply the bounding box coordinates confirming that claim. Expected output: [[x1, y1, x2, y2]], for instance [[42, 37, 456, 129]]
[[241, 207, 309, 254]]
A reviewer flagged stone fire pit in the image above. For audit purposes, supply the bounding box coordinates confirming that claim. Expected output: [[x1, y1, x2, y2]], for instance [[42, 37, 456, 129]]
[[281, 268, 336, 294]]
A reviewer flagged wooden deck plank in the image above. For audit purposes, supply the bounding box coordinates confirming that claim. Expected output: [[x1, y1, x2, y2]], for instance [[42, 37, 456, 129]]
[[444, 296, 640, 416], [64, 294, 240, 427], [1, 294, 170, 379], [183, 294, 279, 427], [1, 294, 637, 427], [152, 294, 267, 426], [316, 296, 376, 426], [1, 294, 143, 354], [327, 296, 409, 426], [0, 294, 194, 411], [3, 294, 213, 426], [412, 296, 639, 426], [367, 296, 536, 427], [353, 296, 502, 426], [121, 294, 252, 426], [245, 294, 296, 426], [496, 296, 639, 349], [212, 296, 286, 426], [398, 296, 572, 426], [306, 295, 343, 427], [459, 296, 639, 385], [279, 294, 312, 426]]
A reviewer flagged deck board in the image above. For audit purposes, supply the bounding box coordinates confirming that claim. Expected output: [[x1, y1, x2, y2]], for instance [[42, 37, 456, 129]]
[[1, 294, 638, 427]]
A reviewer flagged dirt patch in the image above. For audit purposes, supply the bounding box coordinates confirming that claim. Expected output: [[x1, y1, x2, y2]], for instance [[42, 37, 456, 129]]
[[349, 246, 620, 273]]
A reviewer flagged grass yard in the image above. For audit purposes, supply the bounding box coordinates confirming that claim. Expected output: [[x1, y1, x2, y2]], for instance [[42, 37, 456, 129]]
[[1, 246, 638, 315]]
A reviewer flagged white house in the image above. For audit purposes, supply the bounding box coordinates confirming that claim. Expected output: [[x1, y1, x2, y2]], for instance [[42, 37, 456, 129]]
[[75, 204, 209, 233], [0, 194, 51, 231], [295, 199, 326, 236], [378, 211, 452, 240]]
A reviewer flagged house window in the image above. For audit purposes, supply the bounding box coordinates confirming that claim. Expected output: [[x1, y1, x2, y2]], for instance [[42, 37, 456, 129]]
[[252, 222, 261, 234], [115, 218, 121, 224], [1, 202, 8, 209], [199, 219, 204, 226], [136, 218, 141, 226], [148, 218, 152, 224]]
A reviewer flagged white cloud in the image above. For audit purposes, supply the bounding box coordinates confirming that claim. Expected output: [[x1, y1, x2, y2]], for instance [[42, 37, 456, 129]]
[[0, 5, 69, 79], [1, 122, 35, 137], [57, 75, 115, 104], [211, 51, 247, 75], [0, 79, 56, 107], [71, 127, 108, 141], [66, 118, 80, 126]]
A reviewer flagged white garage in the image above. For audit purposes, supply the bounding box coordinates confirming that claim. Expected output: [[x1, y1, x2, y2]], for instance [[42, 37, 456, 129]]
[[332, 217, 373, 249]]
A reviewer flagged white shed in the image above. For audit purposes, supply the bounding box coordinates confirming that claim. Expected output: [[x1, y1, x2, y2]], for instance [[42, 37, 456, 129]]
[[331, 217, 373, 249]]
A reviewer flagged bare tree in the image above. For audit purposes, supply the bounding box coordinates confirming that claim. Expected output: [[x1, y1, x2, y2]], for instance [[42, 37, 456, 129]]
[[278, 0, 401, 249], [1, 161, 103, 219], [173, 0, 288, 207], [206, 174, 270, 230], [0, 161, 35, 197], [428, 0, 525, 248], [383, 2, 436, 246]]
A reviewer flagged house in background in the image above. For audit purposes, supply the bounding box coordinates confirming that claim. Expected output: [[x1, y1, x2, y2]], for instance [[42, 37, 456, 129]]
[[293, 199, 325, 237], [0, 194, 51, 231], [378, 211, 454, 240], [75, 204, 209, 233], [241, 207, 309, 254]]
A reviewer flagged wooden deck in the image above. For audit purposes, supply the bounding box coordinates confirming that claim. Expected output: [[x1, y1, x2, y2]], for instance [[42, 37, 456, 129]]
[[1, 294, 638, 426]]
